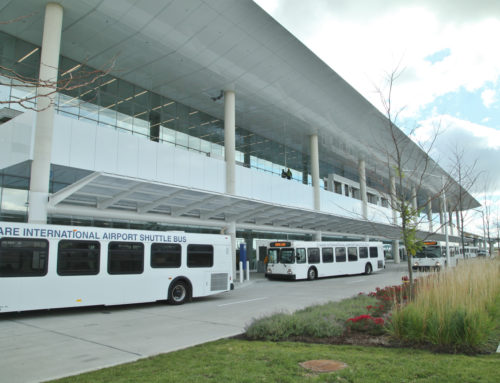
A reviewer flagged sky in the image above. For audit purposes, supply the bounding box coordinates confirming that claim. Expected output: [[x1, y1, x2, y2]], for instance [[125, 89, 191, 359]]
[[254, 0, 500, 237]]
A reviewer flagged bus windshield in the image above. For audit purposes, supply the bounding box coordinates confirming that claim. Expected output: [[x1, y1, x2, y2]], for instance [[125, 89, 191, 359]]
[[268, 249, 278, 264], [415, 245, 442, 258], [279, 248, 294, 264], [268, 248, 294, 263]]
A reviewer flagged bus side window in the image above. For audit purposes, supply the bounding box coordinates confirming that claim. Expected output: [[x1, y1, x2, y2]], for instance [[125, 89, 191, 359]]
[[369, 247, 379, 258], [307, 248, 320, 264], [187, 244, 213, 268], [359, 247, 368, 259], [348, 247, 358, 261], [322, 247, 333, 263], [151, 243, 181, 268], [0, 238, 49, 277], [296, 248, 306, 264], [108, 242, 144, 274], [335, 247, 346, 262], [57, 240, 100, 276]]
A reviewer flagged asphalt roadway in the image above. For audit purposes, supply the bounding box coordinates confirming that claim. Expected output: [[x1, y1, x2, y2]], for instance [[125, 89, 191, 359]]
[[0, 262, 409, 383]]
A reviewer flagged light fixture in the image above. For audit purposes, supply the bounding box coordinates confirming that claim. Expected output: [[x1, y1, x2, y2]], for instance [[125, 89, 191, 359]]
[[100, 78, 116, 87], [134, 90, 147, 98], [61, 64, 81, 76], [17, 47, 39, 63]]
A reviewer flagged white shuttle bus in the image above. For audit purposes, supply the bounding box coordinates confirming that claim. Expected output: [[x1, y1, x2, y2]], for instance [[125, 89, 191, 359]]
[[412, 240, 460, 271], [0, 222, 233, 313], [461, 245, 479, 259], [265, 240, 385, 280]]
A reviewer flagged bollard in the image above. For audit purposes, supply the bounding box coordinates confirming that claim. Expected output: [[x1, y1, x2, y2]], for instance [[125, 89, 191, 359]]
[[246, 260, 250, 281], [239, 261, 243, 283]]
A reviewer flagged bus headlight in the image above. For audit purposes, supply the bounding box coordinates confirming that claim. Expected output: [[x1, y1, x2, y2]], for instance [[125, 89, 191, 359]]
[[287, 269, 292, 275], [267, 268, 272, 274], [413, 261, 419, 267], [435, 261, 441, 267]]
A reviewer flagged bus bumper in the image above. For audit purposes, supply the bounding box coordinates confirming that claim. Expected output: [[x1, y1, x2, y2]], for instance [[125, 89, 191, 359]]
[[265, 273, 296, 280]]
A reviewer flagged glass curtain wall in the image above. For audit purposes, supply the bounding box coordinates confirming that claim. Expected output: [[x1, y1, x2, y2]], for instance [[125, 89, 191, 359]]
[[0, 31, 334, 221]]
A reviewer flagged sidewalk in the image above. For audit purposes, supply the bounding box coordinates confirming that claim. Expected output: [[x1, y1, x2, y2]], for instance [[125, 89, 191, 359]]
[[233, 271, 266, 289], [384, 260, 411, 272]]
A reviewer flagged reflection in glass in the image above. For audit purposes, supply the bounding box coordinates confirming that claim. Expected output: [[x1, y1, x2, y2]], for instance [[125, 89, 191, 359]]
[[1, 188, 28, 212]]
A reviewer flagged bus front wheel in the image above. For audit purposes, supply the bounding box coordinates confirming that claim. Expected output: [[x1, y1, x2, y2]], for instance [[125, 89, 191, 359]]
[[169, 281, 189, 305], [307, 267, 317, 280], [364, 263, 373, 275]]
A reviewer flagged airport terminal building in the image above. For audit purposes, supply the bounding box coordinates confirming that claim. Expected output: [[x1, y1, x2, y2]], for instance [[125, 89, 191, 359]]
[[0, 0, 479, 274]]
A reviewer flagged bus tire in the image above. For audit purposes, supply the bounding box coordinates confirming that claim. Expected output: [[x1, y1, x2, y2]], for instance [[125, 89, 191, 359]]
[[364, 263, 372, 275], [168, 280, 189, 305], [307, 267, 317, 280]]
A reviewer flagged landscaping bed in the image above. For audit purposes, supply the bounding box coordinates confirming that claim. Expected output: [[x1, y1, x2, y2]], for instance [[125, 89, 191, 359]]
[[243, 258, 500, 355]]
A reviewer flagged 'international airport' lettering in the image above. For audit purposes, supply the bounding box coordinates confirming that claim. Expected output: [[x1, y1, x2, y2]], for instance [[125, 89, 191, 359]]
[[22, 228, 101, 240], [1, 225, 188, 243], [0, 226, 20, 236]]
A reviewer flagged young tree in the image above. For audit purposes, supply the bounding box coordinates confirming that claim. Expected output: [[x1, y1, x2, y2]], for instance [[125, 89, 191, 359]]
[[373, 67, 459, 297], [480, 176, 497, 256], [447, 146, 481, 258]]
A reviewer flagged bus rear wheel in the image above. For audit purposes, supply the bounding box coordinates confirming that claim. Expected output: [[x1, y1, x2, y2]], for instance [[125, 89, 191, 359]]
[[307, 267, 317, 280], [169, 281, 189, 305], [364, 263, 372, 275]]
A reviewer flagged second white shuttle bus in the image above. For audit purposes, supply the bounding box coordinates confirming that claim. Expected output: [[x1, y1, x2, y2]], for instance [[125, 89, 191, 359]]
[[265, 240, 385, 280]]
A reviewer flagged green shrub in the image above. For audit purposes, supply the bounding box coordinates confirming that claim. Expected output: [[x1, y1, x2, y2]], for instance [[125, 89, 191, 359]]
[[245, 294, 377, 340]]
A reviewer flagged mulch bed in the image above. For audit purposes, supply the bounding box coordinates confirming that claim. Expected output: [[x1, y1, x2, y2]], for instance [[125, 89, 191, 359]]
[[236, 332, 494, 355]]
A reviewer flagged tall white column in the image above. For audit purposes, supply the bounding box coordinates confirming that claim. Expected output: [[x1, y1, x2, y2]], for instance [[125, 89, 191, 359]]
[[392, 239, 400, 264], [390, 175, 397, 225], [224, 90, 236, 195], [439, 199, 445, 234], [358, 159, 368, 219], [28, 2, 63, 223], [310, 134, 320, 210], [427, 199, 433, 232], [226, 221, 237, 282], [448, 208, 454, 236], [314, 231, 322, 241], [411, 185, 418, 224]]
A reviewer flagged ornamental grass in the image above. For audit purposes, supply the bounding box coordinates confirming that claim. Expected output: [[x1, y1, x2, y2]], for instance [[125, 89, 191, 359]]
[[390, 258, 500, 350]]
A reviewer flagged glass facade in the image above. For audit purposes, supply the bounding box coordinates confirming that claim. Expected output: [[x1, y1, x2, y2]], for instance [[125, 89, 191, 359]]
[[0, 31, 318, 221], [0, 30, 319, 184], [0, 31, 380, 226]]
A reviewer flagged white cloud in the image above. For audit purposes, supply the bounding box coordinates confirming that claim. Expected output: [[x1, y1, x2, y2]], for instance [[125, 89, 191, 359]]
[[255, 0, 500, 118], [413, 115, 500, 195], [481, 89, 497, 108], [414, 114, 500, 149]]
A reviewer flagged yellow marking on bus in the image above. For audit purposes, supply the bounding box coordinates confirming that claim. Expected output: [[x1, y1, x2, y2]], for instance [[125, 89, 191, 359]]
[[76, 299, 82, 302]]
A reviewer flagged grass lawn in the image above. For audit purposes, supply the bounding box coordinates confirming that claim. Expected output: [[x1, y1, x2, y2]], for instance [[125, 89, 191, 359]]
[[50, 338, 499, 383]]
